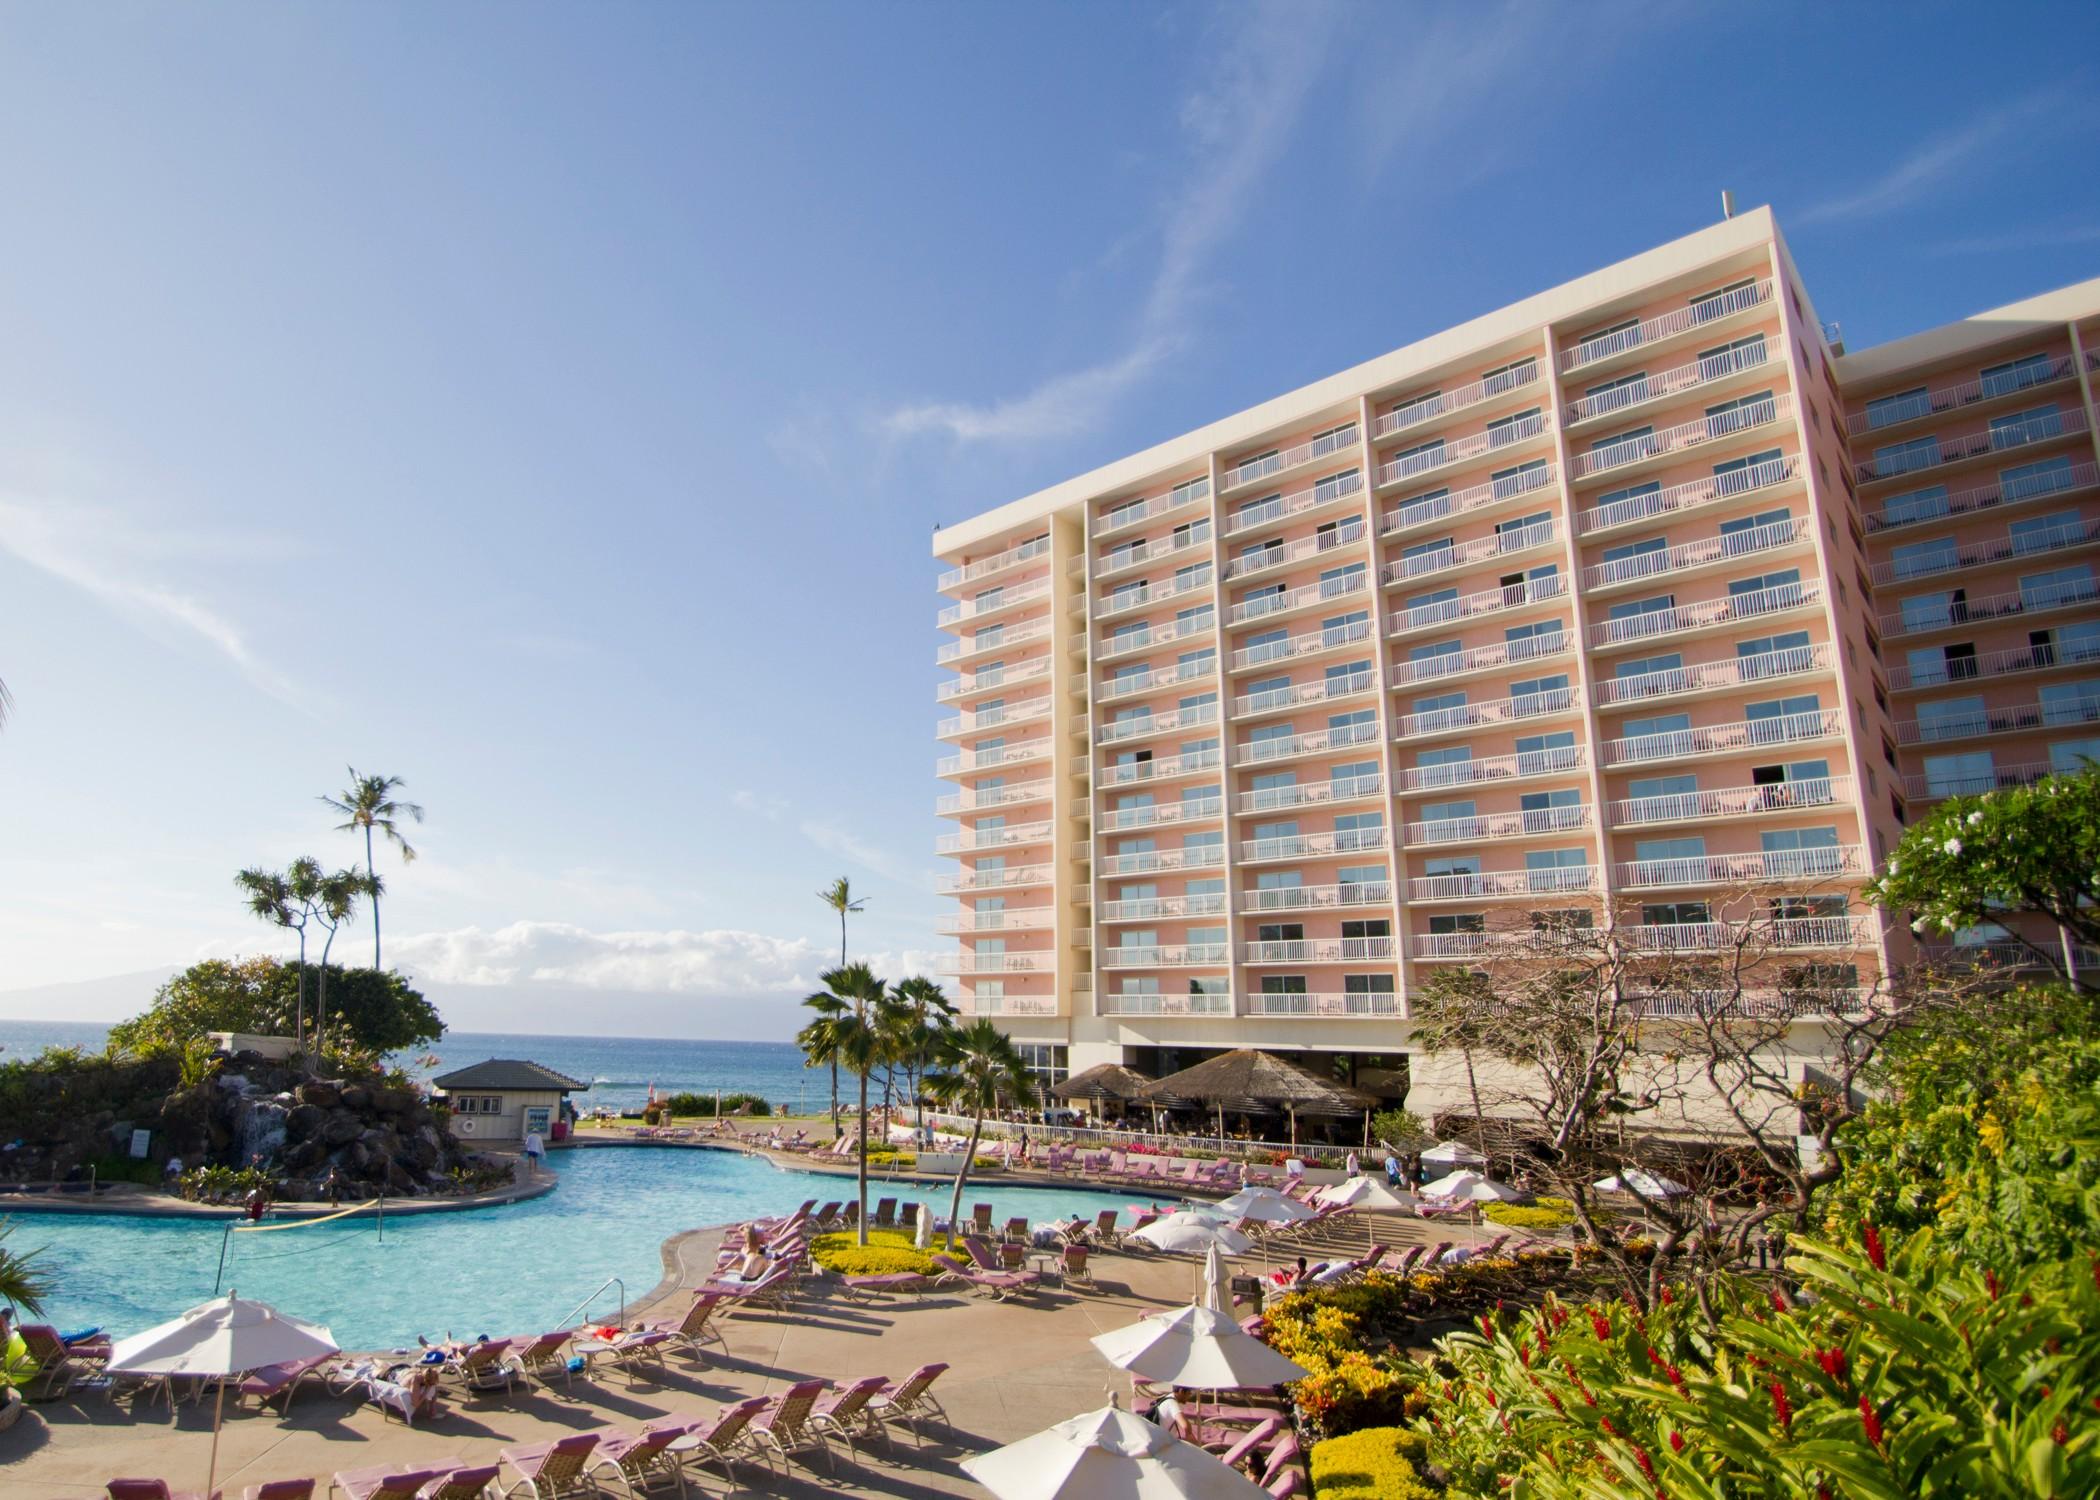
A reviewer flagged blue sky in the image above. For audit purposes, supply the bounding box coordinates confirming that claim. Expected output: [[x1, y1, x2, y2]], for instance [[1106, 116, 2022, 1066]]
[[2, 2, 2096, 1036]]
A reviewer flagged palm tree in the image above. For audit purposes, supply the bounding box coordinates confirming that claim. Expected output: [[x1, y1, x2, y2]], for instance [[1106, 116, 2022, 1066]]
[[797, 962, 896, 1246], [812, 876, 866, 1125], [235, 865, 308, 1044], [888, 976, 958, 1128], [0, 1221, 51, 1318], [321, 769, 424, 969], [925, 1020, 1036, 1251], [310, 868, 371, 1058]]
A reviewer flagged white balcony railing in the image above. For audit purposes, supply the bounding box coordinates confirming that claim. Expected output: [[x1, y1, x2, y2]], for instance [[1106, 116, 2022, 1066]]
[[1394, 743, 1586, 792], [1383, 461, 1559, 536], [1609, 776, 1851, 827], [1235, 718, 1383, 766], [1406, 804, 1592, 844], [1099, 943, 1232, 969], [1224, 521, 1369, 580], [1386, 630, 1570, 689], [1864, 460, 2099, 534], [1409, 867, 1597, 900], [958, 994, 1061, 1017], [1869, 516, 2100, 586], [1097, 746, 1225, 789], [1237, 774, 1383, 815], [937, 907, 1055, 935], [1099, 796, 1225, 832], [1588, 579, 1820, 650], [1593, 643, 1830, 707], [936, 739, 1053, 776], [1096, 525, 1214, 579], [1577, 453, 1800, 535], [1224, 469, 1366, 537], [1239, 828, 1390, 862], [1583, 516, 1808, 592], [1223, 423, 1360, 490], [936, 779, 1054, 815], [1236, 669, 1377, 718], [1233, 617, 1375, 672], [1382, 519, 1559, 587], [1855, 407, 2089, 484], [1095, 478, 1212, 538], [1097, 701, 1221, 745], [1614, 846, 1865, 888], [1374, 362, 1542, 440], [1890, 637, 2100, 691], [935, 820, 1053, 854], [1903, 762, 2054, 801], [937, 534, 1052, 592], [1377, 413, 1553, 489], [1097, 657, 1217, 701], [936, 863, 1052, 894], [1564, 340, 1773, 424], [936, 696, 1052, 739], [1244, 991, 1403, 1017], [1243, 938, 1397, 963], [1571, 393, 1789, 482], [1386, 574, 1567, 637], [1096, 845, 1228, 877], [1847, 356, 2077, 438], [1897, 693, 2100, 745], [1095, 567, 1216, 620], [1096, 993, 1234, 1017], [1393, 684, 1581, 740], [1096, 612, 1217, 661], [1240, 881, 1393, 912], [937, 616, 1052, 666], [1226, 570, 1371, 625], [1560, 279, 1773, 373], [1603, 708, 1844, 767], [937, 576, 1051, 628], [1881, 573, 2100, 638], [937, 657, 1052, 703], [1620, 917, 1872, 953], [1099, 892, 1229, 922], [935, 952, 1051, 974]]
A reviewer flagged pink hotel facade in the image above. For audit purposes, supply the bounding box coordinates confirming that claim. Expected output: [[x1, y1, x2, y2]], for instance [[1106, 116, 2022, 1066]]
[[929, 208, 2100, 1113]]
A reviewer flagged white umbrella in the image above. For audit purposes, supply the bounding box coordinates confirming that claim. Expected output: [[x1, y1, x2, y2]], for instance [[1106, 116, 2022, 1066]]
[[1131, 1212, 1253, 1255], [1594, 1170, 1689, 1198], [1091, 1304, 1310, 1389], [105, 1292, 339, 1498], [1420, 1169, 1524, 1203], [1213, 1186, 1315, 1224], [1317, 1175, 1416, 1211], [1420, 1139, 1488, 1166], [1196, 1243, 1233, 1314], [962, 1398, 1271, 1500]]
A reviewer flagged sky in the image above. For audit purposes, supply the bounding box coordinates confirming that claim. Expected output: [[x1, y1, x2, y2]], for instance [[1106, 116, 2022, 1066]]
[[2, 1, 2097, 1038]]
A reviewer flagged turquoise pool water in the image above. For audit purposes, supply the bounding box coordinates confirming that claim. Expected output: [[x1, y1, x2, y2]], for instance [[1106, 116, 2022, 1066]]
[[11, 1147, 1157, 1351]]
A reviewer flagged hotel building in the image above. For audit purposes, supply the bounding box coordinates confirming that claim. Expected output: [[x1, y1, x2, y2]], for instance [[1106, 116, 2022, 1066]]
[[930, 207, 2100, 1115]]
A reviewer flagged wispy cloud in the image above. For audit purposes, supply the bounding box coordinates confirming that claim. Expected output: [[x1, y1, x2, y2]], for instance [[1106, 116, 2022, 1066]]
[[1923, 223, 2100, 257], [1796, 91, 2067, 226], [731, 790, 924, 887], [878, 2, 1341, 445]]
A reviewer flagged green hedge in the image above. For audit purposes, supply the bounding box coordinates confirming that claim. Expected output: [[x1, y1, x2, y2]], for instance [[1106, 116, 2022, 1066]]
[[1310, 1427, 1436, 1499], [1481, 1195, 1574, 1230], [657, 1092, 771, 1118], [810, 1228, 938, 1277]]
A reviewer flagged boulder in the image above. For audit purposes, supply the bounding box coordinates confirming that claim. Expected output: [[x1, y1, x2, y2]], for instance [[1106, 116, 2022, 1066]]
[[340, 1086, 371, 1112], [297, 1082, 341, 1109], [285, 1104, 325, 1141], [321, 1113, 362, 1147]]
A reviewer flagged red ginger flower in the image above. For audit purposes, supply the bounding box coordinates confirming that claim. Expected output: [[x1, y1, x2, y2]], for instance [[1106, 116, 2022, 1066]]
[[2054, 1420, 2070, 1445], [1633, 1444, 1657, 1481], [1600, 1415, 1617, 1437], [1861, 1220, 1887, 1272], [1771, 1287, 1790, 1313], [1659, 1285, 1674, 1305], [1984, 1268, 2001, 1300], [1769, 1379, 1793, 1430], [1858, 1394, 1884, 1447], [1815, 1346, 1847, 1383], [1668, 1430, 1684, 1453], [1591, 1311, 1613, 1341], [1481, 1313, 1497, 1341]]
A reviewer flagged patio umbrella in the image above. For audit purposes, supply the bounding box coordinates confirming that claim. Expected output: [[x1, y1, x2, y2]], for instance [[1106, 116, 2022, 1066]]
[[1213, 1185, 1315, 1224], [1420, 1169, 1524, 1203], [1197, 1242, 1233, 1313], [1131, 1212, 1253, 1255], [1091, 1304, 1310, 1389], [1420, 1139, 1488, 1166], [1594, 1170, 1690, 1198], [1317, 1175, 1415, 1212], [104, 1292, 339, 1499], [962, 1397, 1271, 1500]]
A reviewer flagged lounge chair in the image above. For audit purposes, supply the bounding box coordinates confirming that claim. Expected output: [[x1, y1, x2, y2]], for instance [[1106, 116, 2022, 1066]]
[[970, 1203, 994, 1235], [644, 1293, 724, 1361], [838, 1270, 930, 1302], [334, 1363, 444, 1427], [871, 1197, 898, 1229], [439, 1338, 516, 1396], [745, 1379, 832, 1473], [866, 1362, 949, 1443], [703, 1263, 795, 1312], [1215, 1415, 1287, 1466], [578, 1330, 669, 1385], [335, 1464, 451, 1500], [510, 1332, 575, 1392], [238, 1353, 338, 1414], [107, 1484, 215, 1500], [812, 1201, 844, 1230], [929, 1253, 1041, 1301], [1092, 1208, 1122, 1245], [1060, 1243, 1093, 1288], [1001, 1215, 1030, 1244], [809, 1374, 890, 1454], [898, 1201, 921, 1231], [21, 1322, 110, 1398], [667, 1396, 768, 1485], [494, 1433, 600, 1500], [586, 1424, 688, 1499], [240, 1483, 315, 1500], [418, 1466, 499, 1500]]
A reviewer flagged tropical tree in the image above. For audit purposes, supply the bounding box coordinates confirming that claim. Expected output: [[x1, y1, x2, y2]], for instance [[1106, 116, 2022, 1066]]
[[810, 876, 867, 1124], [796, 962, 896, 1245], [799, 990, 848, 1134], [321, 769, 424, 969], [0, 1220, 51, 1317], [310, 867, 372, 1056], [234, 865, 309, 1045], [888, 975, 958, 1127], [925, 1019, 1036, 1251], [107, 957, 444, 1060]]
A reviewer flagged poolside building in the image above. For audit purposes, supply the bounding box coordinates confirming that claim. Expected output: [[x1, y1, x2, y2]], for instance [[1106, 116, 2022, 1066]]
[[929, 205, 2100, 1123], [431, 1059, 587, 1145]]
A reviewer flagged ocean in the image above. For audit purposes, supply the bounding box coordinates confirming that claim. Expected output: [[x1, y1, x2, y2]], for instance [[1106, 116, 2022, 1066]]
[[0, 1021, 822, 1115]]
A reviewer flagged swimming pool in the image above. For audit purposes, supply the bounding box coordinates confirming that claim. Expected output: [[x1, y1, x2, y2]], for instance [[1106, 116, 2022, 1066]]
[[11, 1148, 1154, 1351]]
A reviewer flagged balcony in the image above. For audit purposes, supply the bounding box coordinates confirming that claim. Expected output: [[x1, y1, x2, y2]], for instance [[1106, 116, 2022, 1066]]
[[1587, 579, 1821, 651], [1383, 462, 1559, 537], [1095, 567, 1216, 621], [1233, 617, 1375, 672], [1393, 684, 1581, 741], [1386, 574, 1567, 639], [1387, 630, 1570, 690], [1570, 394, 1790, 484], [1602, 708, 1845, 768], [1896, 692, 2100, 746], [1096, 526, 1214, 580], [936, 697, 1052, 740], [937, 862, 1053, 894], [1100, 892, 1229, 922], [1916, 939, 2100, 972], [1614, 846, 1865, 889], [1223, 470, 1366, 539], [936, 779, 1054, 815], [1099, 795, 1225, 832], [1609, 776, 1852, 828], [938, 907, 1055, 935], [1406, 803, 1592, 844], [1577, 453, 1801, 536], [1237, 773, 1383, 815], [1239, 828, 1390, 863], [1628, 987, 1868, 1020], [1235, 718, 1383, 767], [1244, 992, 1403, 1018], [1223, 423, 1360, 491], [1241, 881, 1393, 913], [1097, 700, 1220, 746], [959, 994, 1061, 1018], [1864, 460, 2099, 534], [936, 739, 1052, 777], [1096, 993, 1234, 1017], [1409, 867, 1597, 901], [1096, 479, 1211, 539], [1097, 612, 1217, 662], [1374, 362, 1542, 440], [1226, 570, 1371, 626], [1560, 279, 1773, 374], [1869, 516, 2100, 586], [937, 616, 1052, 665], [1855, 407, 2089, 486], [1099, 943, 1232, 969], [1243, 938, 1397, 963], [935, 820, 1053, 855], [1583, 516, 1809, 594], [935, 952, 1051, 974], [1394, 743, 1587, 793], [1098, 657, 1217, 702], [1382, 520, 1559, 588], [1096, 845, 1228, 878], [1902, 762, 2053, 801], [1620, 917, 1873, 953], [938, 535, 1052, 592], [938, 576, 1051, 628], [1097, 746, 1224, 790], [1564, 340, 1773, 425], [1376, 413, 1552, 489], [1224, 521, 1368, 581], [1847, 356, 2078, 439], [938, 657, 1052, 703], [1236, 668, 1377, 719], [1593, 643, 1830, 707], [1889, 638, 2100, 692], [1881, 574, 2100, 640]]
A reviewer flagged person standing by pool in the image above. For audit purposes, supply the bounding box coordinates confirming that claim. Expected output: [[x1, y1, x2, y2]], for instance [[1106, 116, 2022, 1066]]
[[1382, 1149, 1401, 1188], [523, 1127, 546, 1176]]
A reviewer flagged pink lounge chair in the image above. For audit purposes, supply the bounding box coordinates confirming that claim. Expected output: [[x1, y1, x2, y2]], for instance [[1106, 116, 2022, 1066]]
[[586, 1424, 687, 1498], [745, 1379, 831, 1472], [809, 1375, 891, 1454], [511, 1332, 574, 1392], [107, 1484, 215, 1500], [579, 1330, 669, 1385], [929, 1253, 1040, 1301], [417, 1466, 499, 1500], [1259, 1435, 1305, 1490], [335, 1363, 444, 1427], [23, 1323, 110, 1397], [668, 1397, 768, 1485], [440, 1338, 516, 1396], [334, 1464, 451, 1500], [838, 1270, 930, 1301], [1091, 1208, 1121, 1244], [1060, 1242, 1093, 1288], [494, 1433, 599, 1500], [866, 1362, 949, 1443], [645, 1293, 725, 1360], [1216, 1415, 1287, 1466], [238, 1353, 338, 1413], [1267, 1471, 1307, 1498], [703, 1263, 795, 1312]]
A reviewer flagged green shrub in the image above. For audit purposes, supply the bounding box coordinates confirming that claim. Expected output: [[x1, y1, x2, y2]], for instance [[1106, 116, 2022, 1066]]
[[82, 1154, 161, 1186], [810, 1228, 937, 1277], [1310, 1427, 1436, 1499], [1482, 1195, 1573, 1230], [659, 1091, 771, 1117]]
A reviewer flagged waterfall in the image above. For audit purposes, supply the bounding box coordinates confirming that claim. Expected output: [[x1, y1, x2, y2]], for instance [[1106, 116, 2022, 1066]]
[[238, 1098, 289, 1167]]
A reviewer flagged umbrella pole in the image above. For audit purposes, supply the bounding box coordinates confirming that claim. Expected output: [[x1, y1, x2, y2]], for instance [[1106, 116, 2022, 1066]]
[[206, 1376, 225, 1499]]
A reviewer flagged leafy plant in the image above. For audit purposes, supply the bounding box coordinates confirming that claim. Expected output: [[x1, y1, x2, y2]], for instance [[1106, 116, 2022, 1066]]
[[109, 957, 443, 1059], [657, 1091, 771, 1117], [321, 768, 424, 970], [1483, 1195, 1575, 1230], [1308, 1427, 1437, 1500], [0, 1220, 52, 1317], [809, 1228, 935, 1277]]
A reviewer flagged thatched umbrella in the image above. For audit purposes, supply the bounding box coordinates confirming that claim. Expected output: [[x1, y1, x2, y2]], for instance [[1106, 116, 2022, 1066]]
[[1051, 1063, 1153, 1122], [1137, 1048, 1377, 1147]]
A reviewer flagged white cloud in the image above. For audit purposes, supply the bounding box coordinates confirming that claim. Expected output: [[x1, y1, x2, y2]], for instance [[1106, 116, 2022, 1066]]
[[1796, 91, 2068, 226], [1923, 223, 2100, 257], [797, 816, 919, 885]]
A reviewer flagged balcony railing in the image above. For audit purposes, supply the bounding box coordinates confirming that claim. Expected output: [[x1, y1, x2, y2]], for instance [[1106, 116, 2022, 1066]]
[[1098, 658, 1217, 701], [1916, 939, 2100, 972], [1097, 701, 1220, 745], [1593, 643, 1830, 707], [1570, 394, 1789, 482], [1394, 684, 1581, 740], [1100, 943, 1232, 969], [1603, 708, 1845, 767], [1621, 917, 1872, 953], [1857, 408, 2090, 485], [1881, 574, 2100, 639], [1096, 525, 1214, 579], [1902, 762, 2054, 801], [936, 697, 1052, 739], [1223, 423, 1360, 490], [1864, 460, 2099, 534], [1609, 776, 1851, 827], [1099, 892, 1229, 922], [1244, 992, 1403, 1017], [1233, 617, 1374, 672], [1560, 279, 1773, 373], [937, 907, 1055, 934], [1237, 669, 1377, 718], [1587, 579, 1820, 649], [935, 952, 1050, 974], [1096, 479, 1211, 538], [1239, 828, 1389, 862], [936, 779, 1054, 815], [935, 820, 1053, 854], [1614, 845, 1865, 889], [1897, 693, 2100, 745], [1406, 803, 1592, 844], [1226, 570, 1370, 625], [1224, 521, 1368, 580], [1096, 567, 1216, 620], [1223, 469, 1366, 537], [1409, 867, 1597, 900], [1847, 356, 2077, 438], [937, 616, 1052, 664], [1564, 340, 1772, 424], [1869, 516, 2100, 586], [1097, 746, 1224, 789], [1383, 462, 1559, 536], [1096, 845, 1228, 877], [1376, 413, 1552, 488], [1387, 630, 1569, 689], [1099, 796, 1225, 831], [1240, 881, 1393, 912], [1237, 774, 1383, 815], [1387, 574, 1569, 637], [1243, 938, 1397, 963], [1627, 987, 1867, 1020], [937, 658, 1052, 703], [959, 994, 1061, 1017], [937, 576, 1051, 628], [1394, 743, 1586, 792], [1382, 519, 1559, 588], [938, 534, 1052, 592], [1235, 718, 1383, 766], [1583, 516, 1808, 592], [936, 739, 1052, 776], [1096, 993, 1234, 1017], [937, 862, 1052, 894], [1577, 453, 1800, 535], [1374, 362, 1542, 440], [1890, 637, 2100, 691], [1097, 612, 1216, 661]]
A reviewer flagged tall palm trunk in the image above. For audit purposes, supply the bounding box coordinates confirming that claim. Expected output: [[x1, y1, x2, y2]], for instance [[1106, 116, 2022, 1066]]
[[942, 1109, 986, 1252], [855, 1065, 871, 1246], [294, 930, 310, 1053], [366, 824, 382, 968], [830, 914, 845, 1131]]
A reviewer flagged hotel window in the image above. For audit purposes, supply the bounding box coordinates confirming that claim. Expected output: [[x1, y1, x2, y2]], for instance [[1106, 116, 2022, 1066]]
[[1490, 458, 1550, 496], [2010, 510, 2082, 554], [1335, 811, 1384, 850], [1905, 643, 1973, 688], [1602, 535, 1666, 565], [1243, 627, 1289, 664], [2020, 564, 2095, 609], [1105, 497, 1145, 529], [1388, 389, 1444, 426], [1237, 492, 1284, 527], [1403, 534, 1456, 563], [1865, 386, 1931, 430], [1577, 316, 1640, 353], [1615, 650, 1681, 680], [1111, 663, 1150, 689], [1255, 922, 1305, 945], [1330, 760, 1378, 794], [1623, 711, 1692, 742], [1506, 617, 1562, 647], [1312, 421, 1358, 455], [1178, 646, 1216, 674], [1879, 484, 1950, 528], [1260, 975, 1308, 996], [1419, 798, 1474, 824], [1719, 506, 1792, 544], [2039, 620, 2100, 666], [1180, 735, 1218, 762], [1634, 835, 1704, 863], [972, 622, 1006, 650], [1411, 638, 1461, 668], [1979, 353, 2056, 397], [1515, 729, 1576, 757], [1392, 436, 1445, 469], [1178, 691, 1217, 715], [2040, 679, 2100, 727], [1990, 404, 2064, 445], [1595, 479, 1662, 520], [1522, 786, 1582, 815], [1324, 658, 1372, 692], [1318, 561, 1366, 596], [1728, 566, 1802, 599], [1172, 519, 1211, 550], [1923, 750, 1995, 798], [1627, 773, 1696, 801], [1172, 476, 1209, 504], [1240, 537, 1285, 569], [1704, 389, 1776, 431], [1510, 673, 1569, 706], [1712, 446, 1786, 490], [1873, 435, 1940, 478], [1424, 854, 1480, 881], [1697, 332, 1767, 376], [1239, 581, 1287, 615], [1174, 562, 1211, 591], [1770, 895, 1846, 921], [1315, 468, 1360, 503], [1608, 593, 1674, 621], [1481, 357, 1536, 393], [1345, 975, 1395, 1000], [1642, 901, 1710, 926], [2001, 454, 2074, 502], [1495, 509, 1552, 539], [1316, 516, 1364, 552], [1591, 424, 1654, 458], [1176, 604, 1213, 632], [1584, 371, 1650, 414], [1738, 631, 1811, 672], [1525, 847, 1587, 874], [1413, 689, 1465, 716], [1485, 407, 1541, 445], [1889, 536, 1958, 580], [1500, 561, 1558, 593], [972, 585, 1005, 613], [1337, 863, 1388, 898], [1416, 743, 1471, 770], [1186, 926, 1228, 959], [1245, 675, 1290, 710], [1321, 611, 1369, 649], [1393, 486, 1450, 526], [1427, 912, 1486, 935], [1402, 586, 1459, 621], [1110, 622, 1149, 652], [2050, 738, 2100, 772], [1236, 449, 1280, 479], [1689, 278, 1757, 318], [1752, 758, 1831, 791]]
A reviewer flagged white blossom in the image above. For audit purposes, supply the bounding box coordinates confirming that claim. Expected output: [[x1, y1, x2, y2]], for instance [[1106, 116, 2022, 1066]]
[[1966, 811, 1984, 827], [1943, 838, 1963, 856]]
